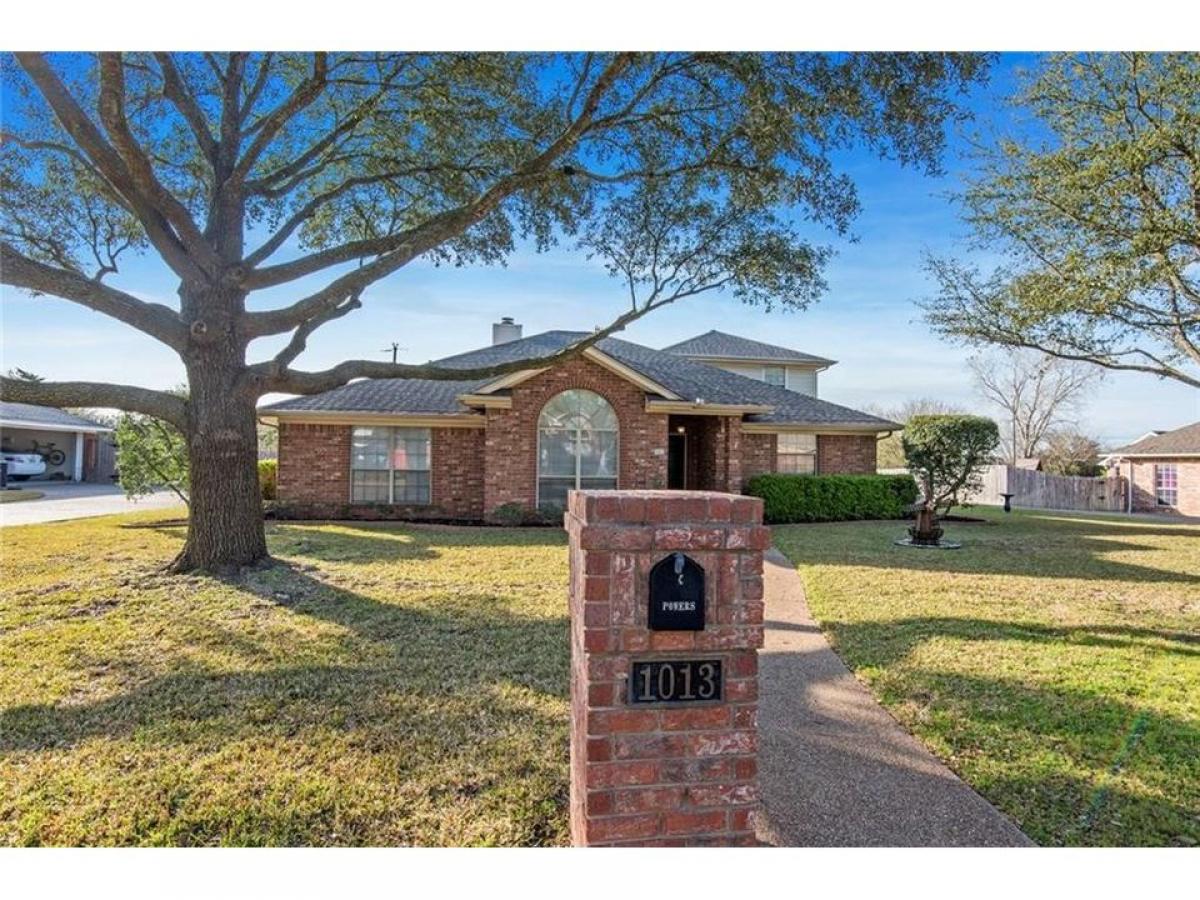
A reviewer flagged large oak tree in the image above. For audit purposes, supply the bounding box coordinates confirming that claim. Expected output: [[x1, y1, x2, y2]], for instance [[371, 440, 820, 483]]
[[1, 52, 986, 571]]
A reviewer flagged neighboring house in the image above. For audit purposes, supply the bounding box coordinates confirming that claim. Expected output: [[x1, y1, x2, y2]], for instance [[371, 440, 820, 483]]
[[260, 320, 898, 521], [0, 401, 115, 482], [1106, 421, 1200, 516]]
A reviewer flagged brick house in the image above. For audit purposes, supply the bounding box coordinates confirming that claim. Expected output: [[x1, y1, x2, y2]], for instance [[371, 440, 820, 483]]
[[1106, 421, 1200, 516], [259, 322, 898, 521]]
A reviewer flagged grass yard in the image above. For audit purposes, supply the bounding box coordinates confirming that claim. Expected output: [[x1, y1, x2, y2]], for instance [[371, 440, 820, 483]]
[[0, 490, 44, 504], [0, 510, 570, 846], [773, 508, 1200, 847]]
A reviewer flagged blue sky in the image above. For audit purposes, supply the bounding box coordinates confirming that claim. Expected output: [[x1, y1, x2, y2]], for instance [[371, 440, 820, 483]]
[[2, 53, 1196, 447]]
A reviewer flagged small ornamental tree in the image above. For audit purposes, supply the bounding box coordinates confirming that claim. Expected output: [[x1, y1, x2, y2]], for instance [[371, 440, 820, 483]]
[[901, 414, 999, 543], [115, 411, 190, 506]]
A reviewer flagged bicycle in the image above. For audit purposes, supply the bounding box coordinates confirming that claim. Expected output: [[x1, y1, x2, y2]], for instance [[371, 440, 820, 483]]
[[28, 438, 67, 467]]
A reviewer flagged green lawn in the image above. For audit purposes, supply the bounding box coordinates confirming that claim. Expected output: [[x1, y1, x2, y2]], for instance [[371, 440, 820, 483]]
[[773, 508, 1200, 847], [0, 510, 570, 846]]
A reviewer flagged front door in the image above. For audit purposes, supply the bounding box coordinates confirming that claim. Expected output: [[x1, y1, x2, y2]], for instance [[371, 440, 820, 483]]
[[668, 433, 687, 489]]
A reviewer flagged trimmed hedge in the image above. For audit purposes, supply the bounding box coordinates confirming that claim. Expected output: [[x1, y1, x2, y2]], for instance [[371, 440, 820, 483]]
[[745, 473, 918, 524]]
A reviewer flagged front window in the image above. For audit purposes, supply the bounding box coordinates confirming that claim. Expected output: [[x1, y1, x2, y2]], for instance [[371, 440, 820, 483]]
[[537, 389, 618, 509], [777, 433, 816, 474], [763, 365, 786, 387], [350, 426, 431, 504], [1155, 464, 1178, 507]]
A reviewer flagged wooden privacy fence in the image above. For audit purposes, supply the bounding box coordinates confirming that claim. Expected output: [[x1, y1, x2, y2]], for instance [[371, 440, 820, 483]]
[[966, 464, 1127, 512]]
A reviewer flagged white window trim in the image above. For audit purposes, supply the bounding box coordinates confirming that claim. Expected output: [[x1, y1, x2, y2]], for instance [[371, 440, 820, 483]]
[[1154, 463, 1179, 507], [349, 426, 432, 505], [535, 391, 620, 508], [776, 432, 818, 474], [762, 365, 787, 389]]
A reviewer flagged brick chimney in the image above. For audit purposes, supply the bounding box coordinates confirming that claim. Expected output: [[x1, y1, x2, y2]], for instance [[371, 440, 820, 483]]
[[492, 316, 523, 345]]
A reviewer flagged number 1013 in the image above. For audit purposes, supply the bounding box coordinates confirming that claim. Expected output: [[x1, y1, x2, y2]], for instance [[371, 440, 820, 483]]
[[628, 659, 722, 704]]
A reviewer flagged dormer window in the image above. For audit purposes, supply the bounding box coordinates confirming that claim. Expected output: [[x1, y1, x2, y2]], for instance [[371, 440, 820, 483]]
[[763, 365, 786, 388]]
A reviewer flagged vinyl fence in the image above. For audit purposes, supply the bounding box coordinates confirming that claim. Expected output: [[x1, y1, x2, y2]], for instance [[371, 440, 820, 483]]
[[966, 464, 1126, 513]]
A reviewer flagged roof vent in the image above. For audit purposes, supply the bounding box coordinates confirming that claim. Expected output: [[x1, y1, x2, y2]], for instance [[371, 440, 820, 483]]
[[492, 316, 523, 346]]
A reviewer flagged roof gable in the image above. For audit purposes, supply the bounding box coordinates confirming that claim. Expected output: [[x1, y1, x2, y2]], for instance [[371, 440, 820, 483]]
[[1113, 421, 1200, 456], [261, 329, 895, 430], [662, 330, 835, 366]]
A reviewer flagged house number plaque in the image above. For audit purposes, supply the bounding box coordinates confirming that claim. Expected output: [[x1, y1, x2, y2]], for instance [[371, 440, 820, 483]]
[[628, 659, 722, 704]]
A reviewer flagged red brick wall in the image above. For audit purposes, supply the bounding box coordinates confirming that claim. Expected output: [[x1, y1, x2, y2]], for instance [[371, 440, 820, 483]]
[[483, 357, 669, 515], [566, 490, 767, 846], [276, 423, 484, 519], [817, 434, 877, 475], [431, 428, 485, 518], [277, 423, 351, 505], [1129, 459, 1200, 516], [741, 433, 776, 482]]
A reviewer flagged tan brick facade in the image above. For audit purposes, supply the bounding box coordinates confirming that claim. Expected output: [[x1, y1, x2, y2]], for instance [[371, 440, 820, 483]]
[[1128, 458, 1200, 516]]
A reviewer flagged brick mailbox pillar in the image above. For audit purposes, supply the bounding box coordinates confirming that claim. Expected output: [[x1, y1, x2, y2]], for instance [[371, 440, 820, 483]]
[[566, 489, 769, 847]]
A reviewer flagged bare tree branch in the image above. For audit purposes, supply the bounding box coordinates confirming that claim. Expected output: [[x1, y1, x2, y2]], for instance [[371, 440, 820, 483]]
[[1, 242, 188, 350], [0, 376, 188, 429], [13, 53, 207, 282], [97, 53, 220, 274], [153, 52, 219, 164], [250, 283, 658, 395]]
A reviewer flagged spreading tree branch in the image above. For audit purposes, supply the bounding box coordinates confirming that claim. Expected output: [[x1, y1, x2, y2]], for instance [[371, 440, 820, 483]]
[[1, 242, 188, 350], [13, 53, 207, 282], [0, 377, 188, 429]]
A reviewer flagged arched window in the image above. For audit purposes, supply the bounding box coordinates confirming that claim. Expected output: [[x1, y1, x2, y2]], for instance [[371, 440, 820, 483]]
[[537, 389, 618, 508]]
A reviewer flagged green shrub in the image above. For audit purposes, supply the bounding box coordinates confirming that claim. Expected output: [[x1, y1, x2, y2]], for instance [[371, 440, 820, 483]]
[[745, 473, 919, 524], [257, 459, 278, 501]]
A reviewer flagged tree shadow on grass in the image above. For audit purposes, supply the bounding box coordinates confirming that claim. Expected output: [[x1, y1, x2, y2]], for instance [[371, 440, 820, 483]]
[[872, 668, 1200, 847], [773, 513, 1200, 585], [819, 616, 1200, 671], [0, 542, 572, 845]]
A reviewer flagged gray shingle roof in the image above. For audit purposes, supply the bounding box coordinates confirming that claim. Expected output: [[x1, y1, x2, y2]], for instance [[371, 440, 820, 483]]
[[662, 330, 835, 366], [263, 378, 487, 415], [262, 330, 895, 430], [1113, 421, 1200, 455], [0, 401, 111, 431]]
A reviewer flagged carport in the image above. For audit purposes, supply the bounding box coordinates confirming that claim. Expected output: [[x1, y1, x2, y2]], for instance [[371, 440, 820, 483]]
[[0, 401, 115, 482]]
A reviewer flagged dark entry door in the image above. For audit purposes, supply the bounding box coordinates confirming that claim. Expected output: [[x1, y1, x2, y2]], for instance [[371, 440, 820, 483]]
[[668, 433, 687, 489]]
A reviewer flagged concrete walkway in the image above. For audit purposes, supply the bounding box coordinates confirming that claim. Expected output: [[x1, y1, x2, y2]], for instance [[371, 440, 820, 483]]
[[756, 547, 1033, 847], [0, 483, 183, 527]]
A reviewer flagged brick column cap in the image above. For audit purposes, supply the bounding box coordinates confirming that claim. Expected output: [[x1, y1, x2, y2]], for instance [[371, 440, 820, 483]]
[[567, 489, 763, 527]]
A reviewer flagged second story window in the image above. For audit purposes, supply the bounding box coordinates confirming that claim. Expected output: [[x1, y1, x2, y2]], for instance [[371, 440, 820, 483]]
[[763, 365, 786, 387]]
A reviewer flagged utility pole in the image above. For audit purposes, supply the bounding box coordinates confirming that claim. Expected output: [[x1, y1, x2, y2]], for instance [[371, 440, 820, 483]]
[[381, 342, 406, 364]]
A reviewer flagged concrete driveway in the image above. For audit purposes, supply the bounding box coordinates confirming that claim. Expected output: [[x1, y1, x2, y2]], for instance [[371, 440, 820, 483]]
[[0, 482, 184, 527]]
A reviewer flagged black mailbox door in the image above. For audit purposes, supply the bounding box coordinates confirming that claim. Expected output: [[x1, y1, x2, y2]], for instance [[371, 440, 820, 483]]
[[648, 552, 705, 631]]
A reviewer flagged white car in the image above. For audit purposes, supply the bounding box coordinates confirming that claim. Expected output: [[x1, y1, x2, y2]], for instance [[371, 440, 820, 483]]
[[1, 452, 47, 480]]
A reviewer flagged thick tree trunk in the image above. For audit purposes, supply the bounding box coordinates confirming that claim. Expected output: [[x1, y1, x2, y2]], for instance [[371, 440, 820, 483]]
[[171, 286, 268, 573], [172, 380, 266, 572]]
